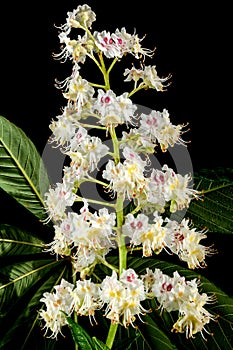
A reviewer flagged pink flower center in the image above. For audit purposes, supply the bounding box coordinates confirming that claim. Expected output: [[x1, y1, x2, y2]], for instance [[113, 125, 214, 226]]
[[101, 96, 111, 104], [127, 273, 135, 282], [137, 221, 143, 229], [162, 282, 173, 292]]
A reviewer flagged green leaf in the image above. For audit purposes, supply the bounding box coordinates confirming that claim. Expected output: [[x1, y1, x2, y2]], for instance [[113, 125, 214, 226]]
[[92, 336, 110, 350], [66, 317, 95, 350], [0, 223, 44, 257], [0, 262, 68, 349], [182, 168, 233, 234], [0, 224, 68, 350], [0, 115, 50, 221], [136, 314, 178, 350], [112, 331, 141, 350]]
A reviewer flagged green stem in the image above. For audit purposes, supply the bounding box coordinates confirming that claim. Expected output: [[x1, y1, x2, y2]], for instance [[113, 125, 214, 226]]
[[89, 82, 106, 88], [97, 256, 119, 272], [110, 128, 120, 164], [79, 124, 106, 130], [130, 204, 142, 215], [72, 267, 78, 350], [86, 52, 104, 75], [128, 83, 146, 98], [86, 176, 109, 188], [105, 123, 128, 349], [116, 195, 127, 275], [75, 196, 116, 208], [106, 323, 118, 349], [118, 134, 140, 145], [109, 127, 127, 274], [98, 52, 110, 90], [107, 57, 119, 74]]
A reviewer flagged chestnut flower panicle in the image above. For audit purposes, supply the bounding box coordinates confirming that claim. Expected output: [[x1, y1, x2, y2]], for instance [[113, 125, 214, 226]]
[[40, 3, 217, 346]]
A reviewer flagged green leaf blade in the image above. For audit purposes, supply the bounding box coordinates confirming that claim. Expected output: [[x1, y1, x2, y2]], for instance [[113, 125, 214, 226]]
[[0, 224, 44, 257], [186, 168, 233, 234], [66, 317, 94, 350], [92, 336, 110, 350], [0, 115, 50, 221], [0, 259, 68, 349]]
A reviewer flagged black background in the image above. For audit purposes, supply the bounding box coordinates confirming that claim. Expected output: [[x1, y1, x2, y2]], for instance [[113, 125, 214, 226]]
[[0, 2, 232, 295]]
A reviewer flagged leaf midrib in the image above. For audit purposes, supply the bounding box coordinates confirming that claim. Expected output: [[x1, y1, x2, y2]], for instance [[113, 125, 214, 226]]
[[202, 182, 232, 194], [0, 260, 61, 290], [0, 135, 45, 208]]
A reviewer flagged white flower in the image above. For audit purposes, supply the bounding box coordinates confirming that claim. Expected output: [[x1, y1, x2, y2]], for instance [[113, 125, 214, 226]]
[[122, 146, 147, 166], [62, 104, 84, 123], [63, 76, 95, 108], [146, 169, 167, 212], [114, 28, 155, 59], [123, 67, 144, 83], [94, 27, 155, 59], [101, 270, 124, 304], [68, 125, 88, 149], [116, 92, 137, 126], [39, 279, 74, 339], [139, 109, 185, 151], [78, 135, 109, 172], [90, 208, 116, 238], [68, 34, 89, 64], [46, 203, 116, 272], [100, 269, 148, 327], [102, 148, 147, 201], [53, 32, 74, 62], [147, 165, 199, 213], [124, 65, 171, 91], [44, 230, 71, 258], [120, 128, 155, 154], [44, 182, 76, 222], [69, 4, 96, 29], [54, 8, 80, 36], [49, 114, 76, 146], [102, 159, 126, 196], [71, 279, 101, 324], [92, 89, 137, 129], [122, 213, 149, 240], [165, 218, 215, 269], [171, 276, 216, 339], [142, 65, 171, 91], [94, 30, 122, 58], [162, 165, 199, 212], [122, 212, 167, 256], [66, 126, 109, 172]]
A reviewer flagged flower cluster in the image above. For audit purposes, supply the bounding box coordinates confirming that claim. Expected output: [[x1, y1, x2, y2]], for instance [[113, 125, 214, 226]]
[[122, 211, 214, 269], [41, 3, 216, 346], [142, 268, 216, 339], [45, 200, 116, 272], [40, 268, 215, 340]]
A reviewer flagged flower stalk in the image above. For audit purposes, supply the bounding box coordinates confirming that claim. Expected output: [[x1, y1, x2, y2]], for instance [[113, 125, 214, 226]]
[[106, 323, 118, 349]]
